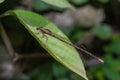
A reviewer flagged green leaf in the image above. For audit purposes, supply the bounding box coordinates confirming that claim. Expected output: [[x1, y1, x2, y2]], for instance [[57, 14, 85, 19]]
[[103, 67, 120, 80], [53, 62, 69, 78], [0, 0, 4, 4], [103, 54, 120, 80], [91, 24, 112, 39], [7, 10, 88, 80], [30, 63, 52, 80], [33, 0, 49, 11], [70, 0, 88, 5], [104, 35, 120, 54], [72, 31, 86, 42], [41, 0, 75, 10]]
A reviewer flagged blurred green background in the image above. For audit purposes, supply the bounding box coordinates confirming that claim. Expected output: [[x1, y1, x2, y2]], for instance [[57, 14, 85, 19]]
[[0, 0, 120, 80]]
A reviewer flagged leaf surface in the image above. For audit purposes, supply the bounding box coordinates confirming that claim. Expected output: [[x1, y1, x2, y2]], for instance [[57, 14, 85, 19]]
[[41, 0, 75, 10], [8, 10, 88, 80], [0, 0, 4, 4]]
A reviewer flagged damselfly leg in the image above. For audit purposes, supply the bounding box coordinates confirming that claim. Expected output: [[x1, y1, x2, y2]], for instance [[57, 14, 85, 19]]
[[36, 27, 49, 42]]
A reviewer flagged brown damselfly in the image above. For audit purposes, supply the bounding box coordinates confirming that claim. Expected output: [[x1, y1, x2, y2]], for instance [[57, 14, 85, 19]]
[[36, 26, 104, 63]]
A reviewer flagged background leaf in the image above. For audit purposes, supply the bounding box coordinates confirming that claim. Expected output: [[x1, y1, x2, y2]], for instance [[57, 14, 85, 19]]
[[91, 24, 112, 39], [30, 62, 52, 80], [33, 0, 49, 11], [41, 0, 75, 10], [103, 54, 120, 80], [0, 0, 4, 4], [104, 35, 120, 54], [53, 62, 69, 78], [70, 0, 88, 5], [8, 10, 88, 80]]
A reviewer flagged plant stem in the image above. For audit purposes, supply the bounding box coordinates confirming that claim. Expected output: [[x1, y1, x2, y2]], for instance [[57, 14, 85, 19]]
[[0, 23, 15, 57], [13, 53, 51, 62]]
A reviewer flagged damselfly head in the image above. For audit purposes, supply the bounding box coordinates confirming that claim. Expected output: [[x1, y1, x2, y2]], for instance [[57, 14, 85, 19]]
[[36, 26, 42, 30]]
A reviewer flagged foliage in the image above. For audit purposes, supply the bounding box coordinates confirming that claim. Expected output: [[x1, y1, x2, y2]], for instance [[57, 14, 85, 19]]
[[0, 0, 4, 4], [0, 0, 120, 80], [7, 10, 87, 79], [41, 0, 75, 10], [70, 0, 88, 5], [91, 24, 112, 39]]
